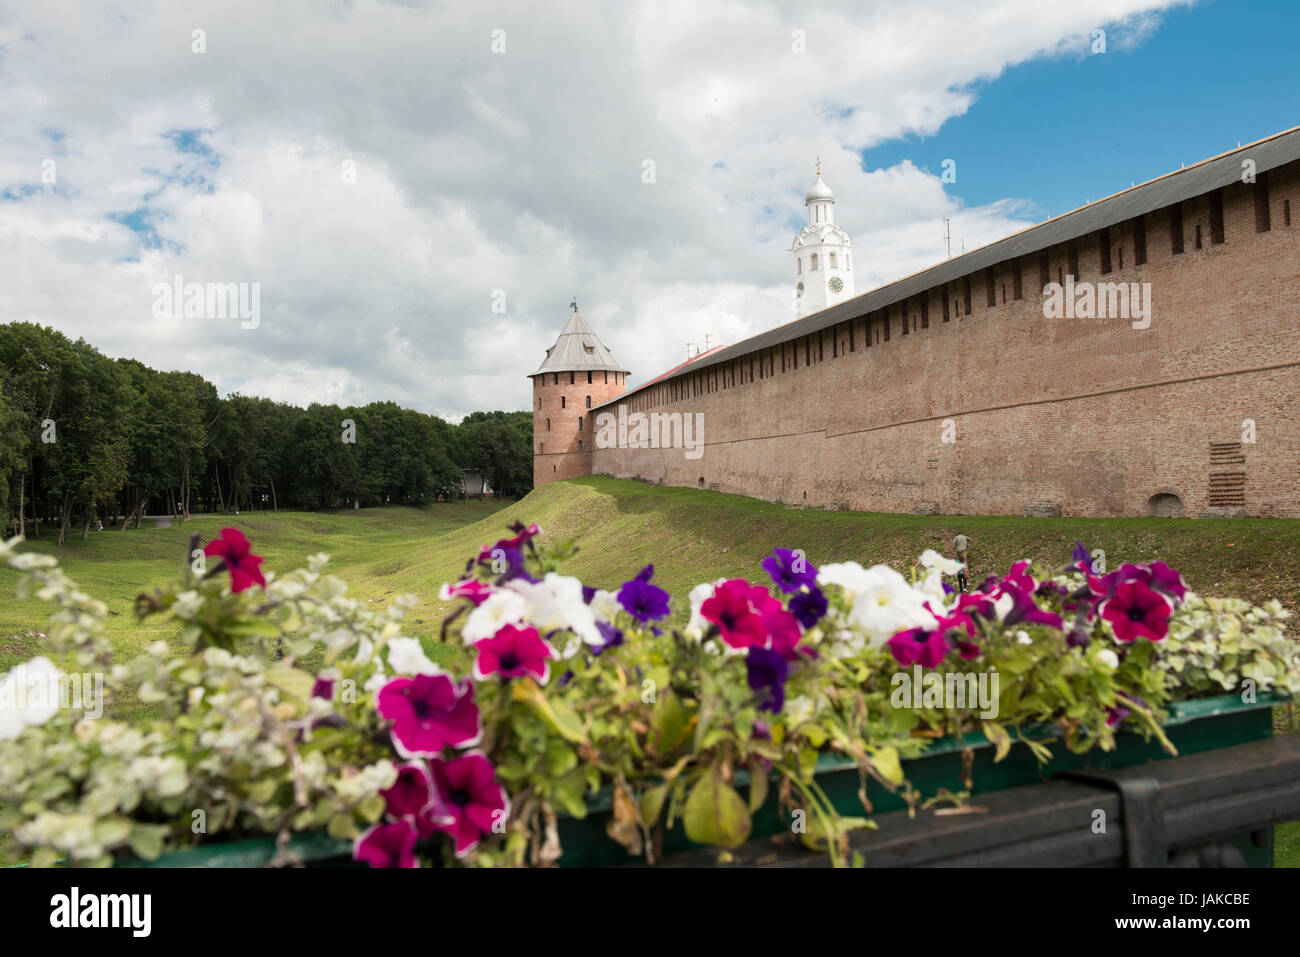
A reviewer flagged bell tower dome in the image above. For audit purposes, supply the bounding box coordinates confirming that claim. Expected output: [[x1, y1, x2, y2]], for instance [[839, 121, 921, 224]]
[[790, 162, 855, 317], [529, 302, 629, 486]]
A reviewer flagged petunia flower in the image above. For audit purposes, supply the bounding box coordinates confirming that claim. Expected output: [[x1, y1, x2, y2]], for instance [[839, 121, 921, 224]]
[[617, 565, 671, 623], [428, 752, 511, 858], [353, 819, 419, 868], [382, 762, 436, 818], [788, 587, 828, 629], [376, 673, 482, 757], [887, 627, 950, 668], [473, 623, 558, 684], [589, 620, 624, 656], [761, 547, 818, 594], [439, 579, 494, 607], [745, 647, 789, 713], [700, 579, 770, 650], [203, 527, 266, 592], [1100, 580, 1172, 642]]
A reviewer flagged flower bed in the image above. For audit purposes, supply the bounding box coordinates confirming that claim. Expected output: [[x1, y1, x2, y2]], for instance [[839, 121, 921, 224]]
[[0, 526, 1296, 868]]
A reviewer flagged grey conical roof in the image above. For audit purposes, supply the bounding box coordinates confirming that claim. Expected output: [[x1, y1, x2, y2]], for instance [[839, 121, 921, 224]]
[[532, 310, 629, 376]]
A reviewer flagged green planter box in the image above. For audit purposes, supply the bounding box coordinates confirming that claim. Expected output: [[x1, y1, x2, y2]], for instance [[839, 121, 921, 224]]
[[117, 691, 1285, 868]]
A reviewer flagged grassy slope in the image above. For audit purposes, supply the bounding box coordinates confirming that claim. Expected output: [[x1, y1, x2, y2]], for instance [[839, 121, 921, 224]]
[[3, 477, 1298, 864]]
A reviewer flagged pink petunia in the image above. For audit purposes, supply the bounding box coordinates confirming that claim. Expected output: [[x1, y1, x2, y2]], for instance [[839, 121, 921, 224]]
[[428, 752, 511, 858], [354, 819, 419, 868], [473, 623, 557, 684], [1100, 580, 1172, 643], [203, 527, 266, 592], [376, 673, 482, 757]]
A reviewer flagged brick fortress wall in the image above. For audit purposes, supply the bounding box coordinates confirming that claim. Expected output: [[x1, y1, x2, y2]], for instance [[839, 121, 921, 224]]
[[589, 161, 1300, 518]]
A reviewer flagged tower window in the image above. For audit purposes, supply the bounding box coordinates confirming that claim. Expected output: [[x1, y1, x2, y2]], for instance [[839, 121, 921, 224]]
[[585, 395, 591, 408], [579, 440, 583, 452], [587, 371, 592, 383], [561, 396, 566, 408], [578, 417, 583, 431], [547, 418, 551, 431], [569, 371, 575, 385], [810, 253, 818, 270], [829, 252, 837, 268], [553, 373, 559, 385], [797, 258, 802, 274], [846, 253, 851, 270]]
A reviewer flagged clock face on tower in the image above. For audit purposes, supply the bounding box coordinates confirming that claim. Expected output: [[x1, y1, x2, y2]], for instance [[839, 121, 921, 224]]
[[828, 276, 844, 293]]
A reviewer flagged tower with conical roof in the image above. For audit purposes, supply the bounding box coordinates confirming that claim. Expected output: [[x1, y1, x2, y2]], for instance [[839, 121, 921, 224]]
[[530, 303, 629, 486], [790, 163, 855, 317]]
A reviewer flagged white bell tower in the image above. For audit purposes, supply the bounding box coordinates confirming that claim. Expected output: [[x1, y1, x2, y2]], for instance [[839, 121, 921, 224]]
[[790, 161, 855, 317]]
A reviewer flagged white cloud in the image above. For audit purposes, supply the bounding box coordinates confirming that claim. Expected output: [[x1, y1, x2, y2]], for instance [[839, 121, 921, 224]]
[[0, 0, 1183, 419]]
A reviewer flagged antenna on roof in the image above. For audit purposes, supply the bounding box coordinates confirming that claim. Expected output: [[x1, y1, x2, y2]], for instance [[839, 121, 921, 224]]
[[943, 218, 951, 259]]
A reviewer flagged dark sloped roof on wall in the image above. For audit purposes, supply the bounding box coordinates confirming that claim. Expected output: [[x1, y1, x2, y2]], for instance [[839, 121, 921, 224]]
[[607, 125, 1300, 403]]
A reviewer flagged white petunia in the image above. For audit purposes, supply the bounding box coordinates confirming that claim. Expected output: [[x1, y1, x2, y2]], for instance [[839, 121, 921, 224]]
[[842, 566, 937, 646], [683, 580, 725, 642], [504, 575, 602, 655], [386, 637, 441, 676], [1097, 649, 1119, 670], [462, 589, 528, 643], [588, 589, 621, 623], [919, 549, 965, 576], [0, 656, 66, 739]]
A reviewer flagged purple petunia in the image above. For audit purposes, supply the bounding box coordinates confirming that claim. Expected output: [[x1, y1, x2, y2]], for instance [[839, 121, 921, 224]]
[[590, 620, 625, 656], [745, 646, 789, 713], [761, 547, 818, 595], [617, 565, 671, 623], [788, 586, 828, 629]]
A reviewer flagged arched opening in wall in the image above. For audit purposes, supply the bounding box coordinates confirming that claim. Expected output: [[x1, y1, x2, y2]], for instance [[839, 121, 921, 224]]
[[1147, 493, 1184, 517], [698, 477, 705, 488]]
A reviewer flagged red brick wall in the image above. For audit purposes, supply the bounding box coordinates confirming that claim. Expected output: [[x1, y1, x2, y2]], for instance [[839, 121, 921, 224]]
[[533, 369, 627, 486], [588, 160, 1300, 517]]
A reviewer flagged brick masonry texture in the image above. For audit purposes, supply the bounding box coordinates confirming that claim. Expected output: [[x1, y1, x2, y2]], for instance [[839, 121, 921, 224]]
[[581, 160, 1300, 518], [533, 370, 628, 487]]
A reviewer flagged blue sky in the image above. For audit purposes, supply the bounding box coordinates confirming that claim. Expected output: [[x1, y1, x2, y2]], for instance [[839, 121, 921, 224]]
[[866, 0, 1300, 222]]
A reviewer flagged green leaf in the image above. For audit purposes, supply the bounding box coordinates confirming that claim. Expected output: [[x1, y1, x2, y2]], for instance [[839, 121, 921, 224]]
[[545, 741, 578, 777], [512, 679, 587, 744], [641, 784, 669, 827], [265, 667, 319, 704], [683, 767, 752, 849], [127, 824, 168, 861], [869, 746, 904, 785], [747, 761, 769, 813], [649, 689, 690, 755]]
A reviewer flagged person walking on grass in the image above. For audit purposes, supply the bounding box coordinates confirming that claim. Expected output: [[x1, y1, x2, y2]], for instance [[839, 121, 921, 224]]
[[953, 532, 970, 593]]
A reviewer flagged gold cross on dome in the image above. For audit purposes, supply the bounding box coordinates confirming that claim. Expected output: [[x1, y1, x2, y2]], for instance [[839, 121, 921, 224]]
[[815, 157, 822, 176]]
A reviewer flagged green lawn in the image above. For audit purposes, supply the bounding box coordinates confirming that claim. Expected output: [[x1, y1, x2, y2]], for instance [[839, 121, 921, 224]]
[[3, 477, 1298, 865]]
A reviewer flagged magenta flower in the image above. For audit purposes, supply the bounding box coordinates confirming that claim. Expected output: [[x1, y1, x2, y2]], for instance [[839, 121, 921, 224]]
[[441, 579, 494, 606], [1100, 580, 1172, 642], [701, 580, 770, 650], [429, 752, 511, 858], [382, 762, 435, 818], [203, 527, 266, 592], [354, 819, 419, 868], [888, 627, 949, 667], [376, 673, 482, 757], [473, 623, 557, 684]]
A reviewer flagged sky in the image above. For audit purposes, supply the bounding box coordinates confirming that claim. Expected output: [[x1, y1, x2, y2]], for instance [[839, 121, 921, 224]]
[[1, 0, 1296, 421]]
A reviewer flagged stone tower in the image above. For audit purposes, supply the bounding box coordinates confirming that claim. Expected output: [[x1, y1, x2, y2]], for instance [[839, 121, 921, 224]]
[[530, 305, 629, 486], [790, 165, 855, 317]]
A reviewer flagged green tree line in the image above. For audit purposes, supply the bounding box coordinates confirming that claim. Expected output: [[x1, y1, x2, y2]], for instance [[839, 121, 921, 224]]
[[0, 323, 533, 543]]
